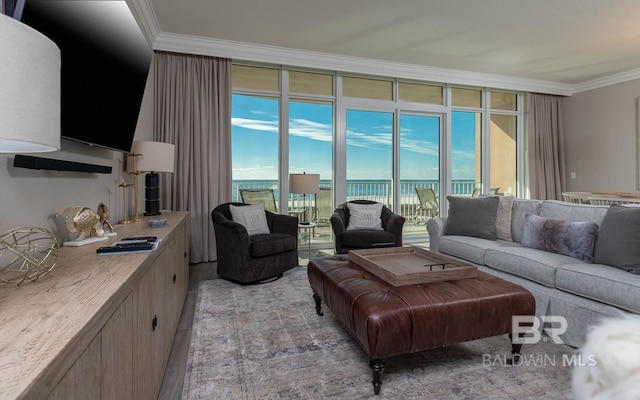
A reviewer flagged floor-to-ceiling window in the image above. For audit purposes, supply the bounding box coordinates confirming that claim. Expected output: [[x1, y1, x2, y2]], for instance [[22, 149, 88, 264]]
[[230, 65, 281, 206], [231, 64, 524, 247]]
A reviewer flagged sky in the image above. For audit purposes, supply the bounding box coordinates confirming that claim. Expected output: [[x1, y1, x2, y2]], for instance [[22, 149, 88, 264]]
[[232, 94, 478, 181]]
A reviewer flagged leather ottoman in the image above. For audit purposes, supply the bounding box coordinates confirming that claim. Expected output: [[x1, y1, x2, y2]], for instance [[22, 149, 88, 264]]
[[307, 254, 536, 395]]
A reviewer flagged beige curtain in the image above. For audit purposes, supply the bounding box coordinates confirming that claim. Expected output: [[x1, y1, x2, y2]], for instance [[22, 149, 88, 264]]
[[153, 51, 232, 263], [528, 93, 566, 200]]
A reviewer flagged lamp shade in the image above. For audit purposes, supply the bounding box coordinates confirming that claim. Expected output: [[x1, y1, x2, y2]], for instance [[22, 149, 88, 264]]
[[0, 14, 60, 153], [130, 141, 175, 173], [289, 173, 320, 194]]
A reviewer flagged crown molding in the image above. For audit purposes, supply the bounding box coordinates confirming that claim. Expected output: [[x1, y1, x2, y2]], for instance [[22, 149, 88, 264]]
[[131, 0, 639, 97], [153, 33, 575, 96], [571, 67, 640, 94], [126, 0, 160, 46]]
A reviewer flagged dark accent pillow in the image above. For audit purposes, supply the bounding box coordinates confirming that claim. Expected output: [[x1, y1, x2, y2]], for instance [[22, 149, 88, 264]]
[[594, 205, 640, 274], [522, 214, 598, 263], [444, 196, 499, 240]]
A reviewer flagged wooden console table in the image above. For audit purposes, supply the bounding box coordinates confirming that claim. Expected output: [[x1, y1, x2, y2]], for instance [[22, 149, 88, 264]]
[[0, 211, 190, 399]]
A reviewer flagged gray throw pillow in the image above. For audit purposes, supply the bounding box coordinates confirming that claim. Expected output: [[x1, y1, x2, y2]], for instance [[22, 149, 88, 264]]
[[444, 196, 499, 240], [522, 214, 598, 263], [511, 199, 542, 243], [594, 205, 640, 274]]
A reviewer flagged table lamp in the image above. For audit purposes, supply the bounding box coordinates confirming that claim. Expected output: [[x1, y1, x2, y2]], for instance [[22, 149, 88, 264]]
[[0, 14, 60, 153], [289, 172, 320, 224], [129, 141, 175, 219]]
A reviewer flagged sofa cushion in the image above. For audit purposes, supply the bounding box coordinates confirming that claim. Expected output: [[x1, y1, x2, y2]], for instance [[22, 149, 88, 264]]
[[346, 202, 383, 231], [444, 196, 499, 240], [539, 200, 609, 225], [511, 199, 542, 243], [484, 246, 582, 288], [594, 205, 640, 274], [521, 214, 599, 263], [229, 203, 270, 235], [556, 263, 640, 314], [439, 236, 520, 265]]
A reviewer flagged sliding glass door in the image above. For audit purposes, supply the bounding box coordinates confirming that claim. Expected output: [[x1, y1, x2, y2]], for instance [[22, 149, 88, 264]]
[[400, 113, 441, 227]]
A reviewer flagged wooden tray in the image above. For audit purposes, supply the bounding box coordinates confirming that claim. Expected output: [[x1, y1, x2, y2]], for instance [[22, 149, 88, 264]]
[[349, 247, 477, 287]]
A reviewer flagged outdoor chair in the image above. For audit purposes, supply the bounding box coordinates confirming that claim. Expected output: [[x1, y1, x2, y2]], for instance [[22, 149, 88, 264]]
[[330, 200, 405, 254], [239, 188, 278, 213], [413, 187, 438, 224], [471, 187, 501, 197], [313, 187, 333, 225], [212, 202, 298, 284]]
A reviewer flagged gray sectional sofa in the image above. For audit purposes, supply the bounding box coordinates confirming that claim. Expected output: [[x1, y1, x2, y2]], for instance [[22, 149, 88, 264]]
[[427, 197, 640, 347]]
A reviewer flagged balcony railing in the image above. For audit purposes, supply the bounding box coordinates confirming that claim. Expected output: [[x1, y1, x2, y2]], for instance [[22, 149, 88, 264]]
[[232, 180, 477, 219]]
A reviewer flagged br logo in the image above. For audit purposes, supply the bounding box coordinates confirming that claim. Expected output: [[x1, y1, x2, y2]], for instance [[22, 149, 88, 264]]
[[511, 316, 568, 344]]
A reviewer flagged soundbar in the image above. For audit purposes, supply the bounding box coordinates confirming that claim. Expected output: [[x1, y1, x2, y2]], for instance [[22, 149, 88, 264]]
[[13, 155, 112, 174]]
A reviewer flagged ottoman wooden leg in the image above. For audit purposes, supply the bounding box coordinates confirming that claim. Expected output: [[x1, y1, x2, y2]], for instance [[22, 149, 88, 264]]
[[369, 359, 385, 395], [313, 292, 324, 316], [509, 333, 523, 364]]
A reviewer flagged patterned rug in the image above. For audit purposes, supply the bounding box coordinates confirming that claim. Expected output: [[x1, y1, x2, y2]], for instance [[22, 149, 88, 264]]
[[182, 267, 575, 399]]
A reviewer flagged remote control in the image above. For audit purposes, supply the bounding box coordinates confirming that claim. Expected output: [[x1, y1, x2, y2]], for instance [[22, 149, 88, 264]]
[[121, 236, 158, 242], [97, 242, 154, 253]]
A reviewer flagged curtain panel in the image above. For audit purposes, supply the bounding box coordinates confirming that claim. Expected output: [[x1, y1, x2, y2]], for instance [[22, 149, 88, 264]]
[[528, 93, 566, 200], [154, 51, 232, 263]]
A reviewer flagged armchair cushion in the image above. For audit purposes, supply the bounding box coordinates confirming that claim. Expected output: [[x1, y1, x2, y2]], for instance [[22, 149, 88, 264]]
[[346, 202, 383, 230], [229, 203, 270, 235], [250, 233, 297, 257], [331, 200, 406, 254]]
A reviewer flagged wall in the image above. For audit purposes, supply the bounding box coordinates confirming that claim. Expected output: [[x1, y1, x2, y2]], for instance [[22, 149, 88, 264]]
[[0, 65, 155, 241], [563, 78, 640, 193]]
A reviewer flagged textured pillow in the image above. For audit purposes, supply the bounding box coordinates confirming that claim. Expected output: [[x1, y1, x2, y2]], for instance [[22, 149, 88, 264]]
[[594, 205, 640, 274], [444, 196, 499, 240], [496, 196, 515, 241], [229, 203, 270, 235], [346, 203, 383, 230], [511, 199, 542, 243], [522, 214, 598, 263], [481, 194, 514, 241]]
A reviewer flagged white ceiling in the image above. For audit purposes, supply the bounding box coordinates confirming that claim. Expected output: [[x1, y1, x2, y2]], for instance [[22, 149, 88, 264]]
[[132, 0, 640, 95]]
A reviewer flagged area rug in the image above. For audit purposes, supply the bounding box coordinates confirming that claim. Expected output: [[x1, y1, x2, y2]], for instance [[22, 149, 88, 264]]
[[182, 267, 575, 399]]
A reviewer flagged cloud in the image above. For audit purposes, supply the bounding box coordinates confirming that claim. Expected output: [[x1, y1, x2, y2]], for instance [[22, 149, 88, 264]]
[[232, 117, 278, 133]]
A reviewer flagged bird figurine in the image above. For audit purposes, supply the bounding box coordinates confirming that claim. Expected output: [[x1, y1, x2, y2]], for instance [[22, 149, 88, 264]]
[[97, 203, 115, 233], [56, 206, 104, 241]]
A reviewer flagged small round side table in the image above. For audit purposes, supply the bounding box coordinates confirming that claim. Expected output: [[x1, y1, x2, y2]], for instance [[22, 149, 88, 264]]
[[298, 222, 317, 263]]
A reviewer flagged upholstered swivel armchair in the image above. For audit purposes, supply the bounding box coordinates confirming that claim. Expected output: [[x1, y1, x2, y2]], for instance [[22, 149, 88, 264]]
[[330, 200, 406, 254], [212, 202, 298, 284]]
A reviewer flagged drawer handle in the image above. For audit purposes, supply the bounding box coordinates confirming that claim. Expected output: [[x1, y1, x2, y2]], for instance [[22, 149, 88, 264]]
[[173, 273, 177, 284], [152, 315, 158, 331]]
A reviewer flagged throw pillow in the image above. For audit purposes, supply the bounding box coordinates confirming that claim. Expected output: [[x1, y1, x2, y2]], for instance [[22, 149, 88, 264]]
[[521, 214, 598, 263], [511, 199, 542, 243], [346, 202, 383, 231], [496, 196, 515, 241], [229, 203, 270, 236], [594, 205, 640, 274], [444, 196, 499, 240], [481, 194, 514, 241]]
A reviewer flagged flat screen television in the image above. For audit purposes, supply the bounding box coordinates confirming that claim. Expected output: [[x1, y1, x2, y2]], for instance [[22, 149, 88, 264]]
[[11, 0, 152, 153]]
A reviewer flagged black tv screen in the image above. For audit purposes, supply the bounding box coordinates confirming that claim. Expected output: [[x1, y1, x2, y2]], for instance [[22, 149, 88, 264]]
[[16, 0, 152, 153]]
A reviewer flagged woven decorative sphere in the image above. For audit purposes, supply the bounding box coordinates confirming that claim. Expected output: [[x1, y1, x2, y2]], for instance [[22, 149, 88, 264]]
[[0, 227, 60, 286]]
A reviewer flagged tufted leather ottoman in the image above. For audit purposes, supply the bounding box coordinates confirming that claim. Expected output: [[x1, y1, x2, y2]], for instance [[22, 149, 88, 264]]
[[307, 254, 536, 395]]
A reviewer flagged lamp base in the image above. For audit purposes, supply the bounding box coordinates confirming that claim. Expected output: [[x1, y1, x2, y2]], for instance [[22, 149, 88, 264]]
[[144, 172, 161, 216]]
